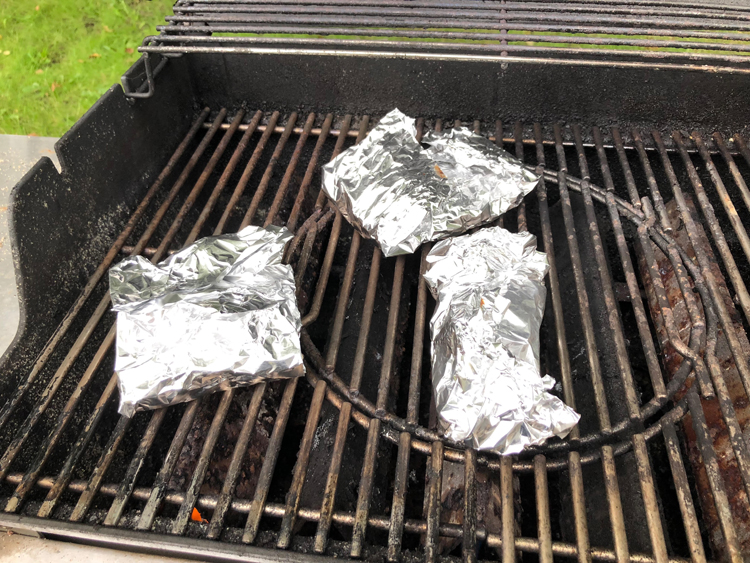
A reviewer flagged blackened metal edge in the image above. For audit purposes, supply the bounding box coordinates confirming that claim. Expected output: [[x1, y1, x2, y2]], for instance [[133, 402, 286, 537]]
[[0, 56, 196, 383], [184, 52, 750, 143], [0, 512, 331, 563]]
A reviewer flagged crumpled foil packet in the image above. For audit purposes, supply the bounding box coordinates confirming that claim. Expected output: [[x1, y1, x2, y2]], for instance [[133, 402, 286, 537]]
[[109, 225, 304, 417], [424, 226, 580, 454], [321, 108, 539, 257]]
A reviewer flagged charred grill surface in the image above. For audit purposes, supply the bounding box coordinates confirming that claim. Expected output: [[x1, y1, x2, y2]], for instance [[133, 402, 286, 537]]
[[4, 57, 750, 561]]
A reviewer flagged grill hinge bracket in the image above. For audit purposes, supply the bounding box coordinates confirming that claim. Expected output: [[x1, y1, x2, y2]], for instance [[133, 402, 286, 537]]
[[121, 53, 170, 102]]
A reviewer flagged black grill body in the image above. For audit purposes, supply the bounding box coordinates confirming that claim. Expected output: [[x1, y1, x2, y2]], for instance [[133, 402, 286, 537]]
[[5, 3, 750, 563]]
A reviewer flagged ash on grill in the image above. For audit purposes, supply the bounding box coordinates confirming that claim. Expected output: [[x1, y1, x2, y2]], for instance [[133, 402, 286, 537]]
[[168, 384, 282, 500]]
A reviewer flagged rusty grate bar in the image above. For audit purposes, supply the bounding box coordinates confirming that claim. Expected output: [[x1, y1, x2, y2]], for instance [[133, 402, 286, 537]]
[[129, 0, 750, 76], [0, 473, 697, 563], [5, 108, 750, 563]]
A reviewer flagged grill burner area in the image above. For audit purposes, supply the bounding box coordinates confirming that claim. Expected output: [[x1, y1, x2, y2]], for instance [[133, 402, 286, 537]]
[[3, 104, 750, 563]]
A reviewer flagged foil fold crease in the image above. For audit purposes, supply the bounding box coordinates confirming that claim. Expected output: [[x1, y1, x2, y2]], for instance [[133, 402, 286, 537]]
[[424, 226, 580, 454], [322, 108, 539, 257], [109, 225, 304, 417]]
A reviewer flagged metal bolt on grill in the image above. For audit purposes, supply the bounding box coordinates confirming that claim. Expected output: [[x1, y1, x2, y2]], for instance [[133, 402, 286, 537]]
[[3, 104, 750, 563]]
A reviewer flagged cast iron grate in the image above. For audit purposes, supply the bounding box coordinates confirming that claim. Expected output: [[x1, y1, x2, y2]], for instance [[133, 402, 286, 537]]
[[2, 108, 750, 563]]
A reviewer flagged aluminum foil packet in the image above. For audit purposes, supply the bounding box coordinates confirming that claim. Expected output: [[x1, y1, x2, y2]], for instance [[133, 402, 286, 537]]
[[109, 225, 304, 417], [424, 226, 579, 454], [321, 108, 539, 257]]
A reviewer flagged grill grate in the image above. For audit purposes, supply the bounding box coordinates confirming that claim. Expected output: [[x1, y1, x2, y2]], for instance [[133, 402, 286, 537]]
[[119, 1, 750, 103], [138, 1, 750, 67], [3, 108, 750, 563]]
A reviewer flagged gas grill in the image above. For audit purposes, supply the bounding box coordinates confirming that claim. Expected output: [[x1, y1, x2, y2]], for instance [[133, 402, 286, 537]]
[[4, 1, 750, 562]]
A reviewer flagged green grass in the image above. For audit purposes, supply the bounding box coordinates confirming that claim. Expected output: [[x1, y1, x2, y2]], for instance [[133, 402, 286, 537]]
[[3, 1, 749, 136], [0, 0, 173, 136]]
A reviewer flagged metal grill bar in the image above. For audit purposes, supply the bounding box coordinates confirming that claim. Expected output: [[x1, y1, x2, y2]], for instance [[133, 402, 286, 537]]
[[582, 127, 668, 562], [103, 108, 245, 526], [276, 379, 327, 547], [657, 133, 750, 398], [713, 133, 750, 217], [350, 255, 405, 556], [600, 446, 629, 563], [172, 0, 750, 19], [242, 377, 298, 543], [0, 480, 697, 563], [735, 135, 750, 183], [424, 440, 443, 563], [136, 397, 202, 530], [533, 123, 590, 563], [388, 245, 428, 561], [162, 22, 750, 45], [673, 133, 750, 327], [522, 124, 549, 563], [513, 122, 527, 231], [242, 114, 355, 545], [8, 109, 750, 563], [177, 0, 749, 9], [313, 126, 371, 551], [139, 42, 750, 71], [0, 106, 209, 434], [494, 122, 505, 229], [149, 31, 750, 57], [500, 456, 515, 563], [685, 390, 743, 563], [553, 126, 633, 563], [573, 124, 641, 421], [632, 434, 668, 563], [171, 389, 234, 534], [162, 8, 750, 29], [2, 108, 225, 514], [286, 114, 334, 230], [607, 128, 668, 401], [205, 383, 265, 539], [459, 447, 476, 563], [552, 124, 612, 432], [661, 423, 707, 563]]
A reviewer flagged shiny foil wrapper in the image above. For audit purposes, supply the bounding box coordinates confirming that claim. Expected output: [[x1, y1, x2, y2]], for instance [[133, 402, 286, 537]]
[[321, 109, 539, 257], [424, 226, 579, 454], [109, 225, 304, 417]]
